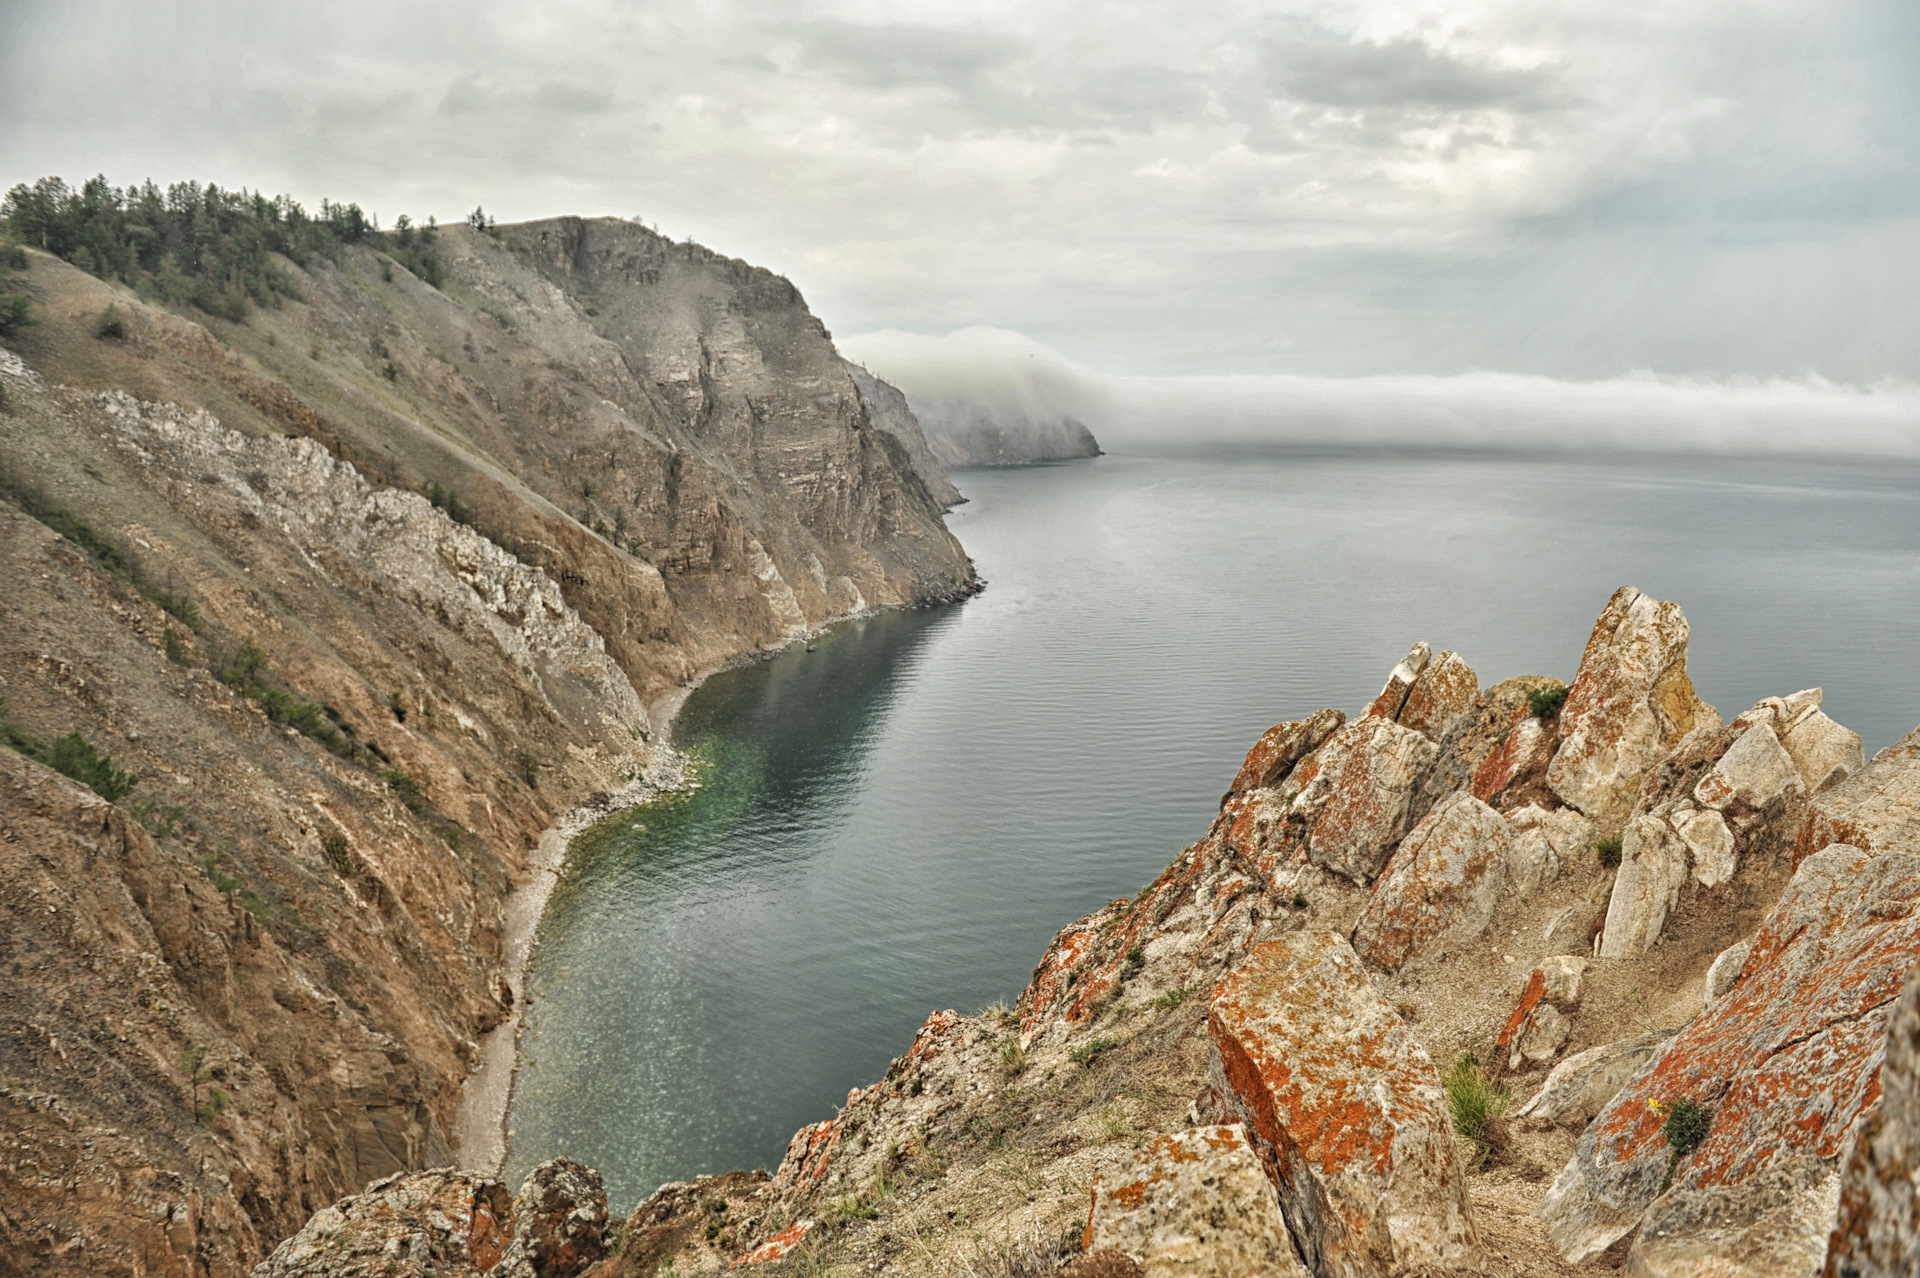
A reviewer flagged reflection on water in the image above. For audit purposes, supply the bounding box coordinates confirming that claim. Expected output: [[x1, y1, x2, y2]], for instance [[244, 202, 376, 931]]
[[506, 447, 1920, 1209]]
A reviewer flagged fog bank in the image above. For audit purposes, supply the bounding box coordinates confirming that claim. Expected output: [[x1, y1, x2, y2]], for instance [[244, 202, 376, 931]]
[[842, 328, 1920, 459]]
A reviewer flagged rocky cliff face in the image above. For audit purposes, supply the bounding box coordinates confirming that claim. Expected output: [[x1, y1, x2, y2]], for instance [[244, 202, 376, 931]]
[[843, 362, 962, 509], [913, 403, 1103, 468], [259, 585, 1919, 1278], [0, 217, 973, 1277]]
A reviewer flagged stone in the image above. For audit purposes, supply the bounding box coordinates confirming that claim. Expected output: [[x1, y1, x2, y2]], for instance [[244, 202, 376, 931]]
[[1398, 650, 1480, 741], [736, 1221, 812, 1265], [1225, 708, 1347, 798], [1541, 899, 1606, 957], [1631, 1157, 1838, 1278], [1694, 722, 1804, 815], [1824, 958, 1920, 1277], [494, 1158, 608, 1278], [1516, 1004, 1573, 1065], [1782, 708, 1866, 796], [1209, 932, 1481, 1277], [1294, 716, 1441, 885], [1470, 712, 1557, 808], [1548, 586, 1716, 825], [1507, 804, 1591, 895], [1366, 641, 1431, 721], [1598, 815, 1691, 960], [1515, 1031, 1676, 1127], [1085, 1125, 1309, 1277], [1794, 723, 1920, 870], [1705, 937, 1754, 1008], [1539, 955, 1588, 1007], [1672, 807, 1736, 888], [252, 1170, 515, 1277], [1351, 793, 1515, 972], [1538, 844, 1920, 1264]]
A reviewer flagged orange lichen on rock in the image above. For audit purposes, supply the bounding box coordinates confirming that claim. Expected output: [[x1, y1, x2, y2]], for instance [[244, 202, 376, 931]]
[[1086, 1124, 1308, 1276], [735, 1220, 812, 1265], [1208, 933, 1481, 1276], [1351, 792, 1516, 973], [1794, 723, 1920, 870]]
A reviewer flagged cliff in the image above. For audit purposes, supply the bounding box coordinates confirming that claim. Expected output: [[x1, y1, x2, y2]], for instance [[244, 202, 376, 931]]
[[256, 587, 1919, 1278], [913, 402, 1103, 468], [0, 203, 974, 1277], [843, 361, 962, 509]]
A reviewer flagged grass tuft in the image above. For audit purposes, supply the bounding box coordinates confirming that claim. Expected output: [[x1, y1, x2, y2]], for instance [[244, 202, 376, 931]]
[[1444, 1053, 1509, 1169], [1596, 836, 1624, 868]]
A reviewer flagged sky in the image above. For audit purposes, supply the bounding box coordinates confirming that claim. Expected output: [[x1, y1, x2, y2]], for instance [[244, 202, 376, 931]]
[[3, 0, 1919, 403]]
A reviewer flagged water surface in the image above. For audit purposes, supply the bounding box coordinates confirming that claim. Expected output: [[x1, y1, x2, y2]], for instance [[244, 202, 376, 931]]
[[506, 447, 1920, 1208]]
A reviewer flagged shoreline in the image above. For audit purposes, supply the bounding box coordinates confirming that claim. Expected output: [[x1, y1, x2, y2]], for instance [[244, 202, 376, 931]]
[[448, 636, 823, 1175]]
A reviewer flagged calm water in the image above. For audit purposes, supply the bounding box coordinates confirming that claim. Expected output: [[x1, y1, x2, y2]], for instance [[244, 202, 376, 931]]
[[505, 447, 1920, 1209]]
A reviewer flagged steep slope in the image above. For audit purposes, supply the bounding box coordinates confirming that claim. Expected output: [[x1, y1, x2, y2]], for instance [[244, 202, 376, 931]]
[[0, 211, 975, 1277], [843, 361, 962, 508]]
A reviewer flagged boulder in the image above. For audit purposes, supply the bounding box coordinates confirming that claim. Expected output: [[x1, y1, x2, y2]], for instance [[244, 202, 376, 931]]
[[1399, 651, 1480, 741], [1704, 937, 1754, 1008], [1539, 955, 1589, 1006], [1497, 963, 1581, 1070], [1598, 814, 1691, 960], [1672, 807, 1736, 888], [1294, 717, 1440, 885], [1631, 1157, 1839, 1278], [1086, 1125, 1309, 1277], [1351, 793, 1515, 972], [495, 1158, 608, 1278], [1694, 721, 1804, 817], [1209, 932, 1481, 1277], [1470, 712, 1557, 809], [1367, 642, 1432, 721], [1824, 958, 1920, 1277], [1507, 804, 1591, 895], [251, 1170, 515, 1277], [1515, 1031, 1676, 1127], [1548, 587, 1716, 826], [1226, 708, 1347, 798], [1795, 723, 1920, 870], [1783, 713, 1866, 796], [1515, 1004, 1572, 1066], [1539, 844, 1920, 1264]]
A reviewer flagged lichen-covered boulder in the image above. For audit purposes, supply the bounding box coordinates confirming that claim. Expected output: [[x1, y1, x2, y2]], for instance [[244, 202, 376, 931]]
[[1824, 958, 1920, 1277], [494, 1158, 607, 1278], [1209, 932, 1481, 1277], [1351, 793, 1515, 972], [1086, 1125, 1308, 1277], [1631, 1156, 1839, 1278], [1539, 844, 1920, 1264], [1399, 650, 1480, 741], [1293, 717, 1440, 885], [1514, 1031, 1675, 1127], [1693, 720, 1804, 817], [1506, 803, 1590, 895], [251, 1169, 514, 1277], [1795, 723, 1920, 870], [1366, 642, 1432, 721], [1705, 937, 1755, 1008], [1469, 711, 1558, 808], [1739, 688, 1865, 795], [1225, 708, 1347, 799], [1547, 586, 1716, 826], [1597, 813, 1692, 959]]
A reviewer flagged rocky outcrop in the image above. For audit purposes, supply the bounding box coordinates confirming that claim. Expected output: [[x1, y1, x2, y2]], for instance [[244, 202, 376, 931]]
[[1351, 793, 1515, 972], [1796, 723, 1920, 869], [1086, 1126, 1308, 1277], [1515, 1030, 1676, 1127], [1548, 586, 1716, 827], [1366, 643, 1479, 742], [1292, 716, 1439, 886], [1824, 960, 1920, 1277], [1632, 1157, 1839, 1278], [1209, 933, 1481, 1277], [1225, 708, 1346, 801], [912, 405, 1103, 468], [844, 360, 963, 509], [1540, 843, 1920, 1264]]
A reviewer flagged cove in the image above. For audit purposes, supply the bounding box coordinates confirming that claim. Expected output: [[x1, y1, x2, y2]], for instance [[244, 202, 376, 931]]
[[505, 446, 1920, 1210]]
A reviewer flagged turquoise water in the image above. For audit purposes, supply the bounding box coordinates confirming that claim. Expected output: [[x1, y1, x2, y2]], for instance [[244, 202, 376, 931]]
[[505, 447, 1920, 1209]]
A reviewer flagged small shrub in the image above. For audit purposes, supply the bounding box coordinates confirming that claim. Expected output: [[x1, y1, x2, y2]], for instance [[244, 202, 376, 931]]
[[154, 589, 199, 626], [1124, 944, 1146, 969], [387, 691, 407, 723], [48, 731, 139, 801], [321, 832, 355, 876], [199, 855, 241, 894], [1149, 986, 1188, 1012], [380, 259, 393, 283], [1444, 1054, 1509, 1169], [426, 481, 475, 526], [1291, 891, 1309, 909], [381, 767, 426, 814], [163, 627, 188, 664], [1527, 682, 1569, 719], [95, 304, 126, 340], [515, 748, 539, 789], [5, 245, 25, 270], [0, 293, 33, 338], [998, 1037, 1026, 1077], [1596, 836, 1624, 868], [1656, 1096, 1714, 1191], [130, 800, 183, 838], [216, 642, 268, 693], [1069, 1037, 1119, 1068]]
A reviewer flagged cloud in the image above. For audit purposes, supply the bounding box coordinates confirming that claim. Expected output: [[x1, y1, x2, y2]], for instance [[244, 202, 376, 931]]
[[1265, 36, 1569, 113], [773, 21, 1023, 93], [846, 328, 1920, 458]]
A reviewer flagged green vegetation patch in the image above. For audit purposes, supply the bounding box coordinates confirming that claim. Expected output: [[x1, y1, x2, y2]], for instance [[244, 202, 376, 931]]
[[1527, 682, 1570, 718], [1444, 1053, 1510, 1169]]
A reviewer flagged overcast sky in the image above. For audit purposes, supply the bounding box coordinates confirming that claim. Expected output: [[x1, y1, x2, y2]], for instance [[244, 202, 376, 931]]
[[3, 0, 1917, 383]]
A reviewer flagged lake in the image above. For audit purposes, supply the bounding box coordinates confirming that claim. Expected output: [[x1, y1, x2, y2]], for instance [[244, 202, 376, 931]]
[[504, 446, 1920, 1209]]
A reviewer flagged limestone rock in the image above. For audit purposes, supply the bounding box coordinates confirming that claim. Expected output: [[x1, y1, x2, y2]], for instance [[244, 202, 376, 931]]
[[1351, 793, 1515, 972], [1470, 712, 1558, 809], [1508, 804, 1591, 895], [1516, 1004, 1573, 1065], [1086, 1125, 1309, 1277], [1598, 814, 1692, 960], [1226, 708, 1347, 799], [1515, 1031, 1676, 1127], [1548, 586, 1715, 825], [1704, 938, 1754, 1008], [1294, 717, 1440, 885], [1539, 955, 1589, 1006], [1209, 932, 1481, 1277], [843, 359, 962, 509], [1672, 807, 1736, 888], [1400, 651, 1481, 741], [1539, 844, 1920, 1264], [1367, 641, 1432, 721], [1631, 1157, 1838, 1278], [1824, 958, 1920, 1277], [252, 1169, 515, 1277], [1795, 723, 1920, 870]]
